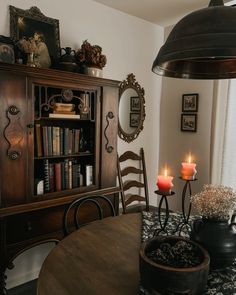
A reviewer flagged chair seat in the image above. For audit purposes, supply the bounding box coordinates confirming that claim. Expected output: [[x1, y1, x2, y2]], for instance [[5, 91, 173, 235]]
[[119, 204, 157, 214]]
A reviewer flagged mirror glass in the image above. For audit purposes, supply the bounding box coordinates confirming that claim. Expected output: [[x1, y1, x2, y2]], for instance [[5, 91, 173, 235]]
[[118, 73, 146, 143]]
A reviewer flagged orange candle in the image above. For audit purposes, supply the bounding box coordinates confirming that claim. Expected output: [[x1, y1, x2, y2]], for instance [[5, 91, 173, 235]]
[[181, 154, 197, 180], [157, 168, 174, 194]]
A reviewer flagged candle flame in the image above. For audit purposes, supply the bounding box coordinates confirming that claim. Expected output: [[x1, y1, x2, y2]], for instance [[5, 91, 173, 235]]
[[188, 154, 192, 163], [164, 169, 168, 176]]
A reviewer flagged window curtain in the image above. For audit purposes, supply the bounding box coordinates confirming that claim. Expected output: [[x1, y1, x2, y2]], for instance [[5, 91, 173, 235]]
[[210, 79, 236, 190]]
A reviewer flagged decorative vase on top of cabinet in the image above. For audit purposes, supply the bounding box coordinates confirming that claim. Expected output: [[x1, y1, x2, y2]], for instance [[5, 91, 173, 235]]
[[0, 62, 120, 294]]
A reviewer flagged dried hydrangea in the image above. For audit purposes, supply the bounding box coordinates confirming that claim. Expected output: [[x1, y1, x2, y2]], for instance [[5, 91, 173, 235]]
[[76, 40, 107, 69], [190, 184, 236, 219], [17, 37, 37, 54]]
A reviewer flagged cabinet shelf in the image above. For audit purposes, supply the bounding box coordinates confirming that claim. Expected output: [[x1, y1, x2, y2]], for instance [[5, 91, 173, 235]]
[[34, 152, 94, 160]]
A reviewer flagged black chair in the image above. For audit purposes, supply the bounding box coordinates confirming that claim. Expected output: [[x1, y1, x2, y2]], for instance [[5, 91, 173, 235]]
[[63, 194, 115, 236], [117, 148, 156, 214]]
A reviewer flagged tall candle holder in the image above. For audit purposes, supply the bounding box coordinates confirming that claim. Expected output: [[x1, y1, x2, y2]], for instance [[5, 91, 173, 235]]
[[175, 177, 197, 236], [153, 190, 175, 236]]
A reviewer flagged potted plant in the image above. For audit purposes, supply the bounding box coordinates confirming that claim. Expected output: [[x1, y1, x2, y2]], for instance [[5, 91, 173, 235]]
[[190, 184, 236, 268], [75, 40, 107, 77]]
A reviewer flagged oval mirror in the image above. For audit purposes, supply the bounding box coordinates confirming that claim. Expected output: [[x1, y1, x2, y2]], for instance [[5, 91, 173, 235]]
[[118, 73, 146, 143]]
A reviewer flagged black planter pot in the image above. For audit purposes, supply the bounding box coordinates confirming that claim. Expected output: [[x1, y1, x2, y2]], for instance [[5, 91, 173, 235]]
[[190, 217, 236, 269]]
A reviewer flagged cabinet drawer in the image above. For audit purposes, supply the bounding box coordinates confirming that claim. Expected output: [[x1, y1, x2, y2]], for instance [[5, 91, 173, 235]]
[[6, 194, 117, 245], [6, 206, 65, 244]]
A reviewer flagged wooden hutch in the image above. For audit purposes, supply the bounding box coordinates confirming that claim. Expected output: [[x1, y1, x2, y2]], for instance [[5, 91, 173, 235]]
[[0, 62, 120, 294]]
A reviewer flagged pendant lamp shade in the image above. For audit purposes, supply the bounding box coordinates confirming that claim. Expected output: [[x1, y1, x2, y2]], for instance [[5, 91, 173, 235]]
[[152, 0, 236, 79]]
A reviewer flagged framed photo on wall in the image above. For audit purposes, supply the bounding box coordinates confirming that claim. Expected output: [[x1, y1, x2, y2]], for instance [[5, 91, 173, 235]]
[[181, 114, 197, 132], [130, 113, 140, 128], [9, 5, 60, 63], [130, 96, 141, 112], [182, 93, 199, 112]]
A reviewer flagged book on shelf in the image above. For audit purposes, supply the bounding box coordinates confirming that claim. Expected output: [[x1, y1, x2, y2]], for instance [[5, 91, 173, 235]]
[[49, 113, 80, 119], [68, 160, 73, 190], [47, 126, 53, 156], [68, 129, 73, 155], [44, 159, 50, 193], [64, 128, 69, 155], [49, 163, 55, 192], [86, 165, 93, 186], [42, 126, 49, 157], [55, 162, 61, 192], [53, 103, 75, 112], [53, 110, 76, 115], [74, 129, 80, 154], [35, 124, 43, 157], [52, 126, 60, 156]]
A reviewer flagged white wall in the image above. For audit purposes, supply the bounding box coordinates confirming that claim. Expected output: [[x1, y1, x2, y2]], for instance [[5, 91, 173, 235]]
[[0, 0, 163, 288], [159, 25, 214, 212]]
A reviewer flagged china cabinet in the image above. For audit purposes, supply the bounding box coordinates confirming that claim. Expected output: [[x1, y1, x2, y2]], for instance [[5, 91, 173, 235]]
[[0, 62, 120, 294]]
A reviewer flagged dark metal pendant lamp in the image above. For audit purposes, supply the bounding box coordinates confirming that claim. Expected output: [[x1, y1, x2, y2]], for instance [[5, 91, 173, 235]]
[[152, 0, 236, 79]]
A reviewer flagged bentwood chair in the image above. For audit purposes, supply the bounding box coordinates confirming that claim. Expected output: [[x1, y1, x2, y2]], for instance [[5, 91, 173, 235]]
[[117, 148, 156, 214], [63, 194, 115, 236]]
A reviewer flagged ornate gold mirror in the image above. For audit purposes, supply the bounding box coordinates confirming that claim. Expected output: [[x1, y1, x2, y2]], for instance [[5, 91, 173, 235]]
[[118, 73, 146, 143]]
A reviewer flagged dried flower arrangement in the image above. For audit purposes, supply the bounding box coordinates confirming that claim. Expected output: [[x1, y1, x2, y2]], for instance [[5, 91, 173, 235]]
[[191, 184, 236, 219], [75, 40, 107, 69], [17, 37, 37, 54]]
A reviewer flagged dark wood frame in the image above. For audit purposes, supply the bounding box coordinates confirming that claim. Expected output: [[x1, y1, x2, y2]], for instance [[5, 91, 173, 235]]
[[182, 93, 198, 112], [9, 6, 61, 62], [181, 114, 197, 132], [130, 113, 140, 127], [130, 96, 140, 111]]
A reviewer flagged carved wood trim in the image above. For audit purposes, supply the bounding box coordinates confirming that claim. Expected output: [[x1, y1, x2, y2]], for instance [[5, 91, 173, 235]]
[[4, 105, 23, 160]]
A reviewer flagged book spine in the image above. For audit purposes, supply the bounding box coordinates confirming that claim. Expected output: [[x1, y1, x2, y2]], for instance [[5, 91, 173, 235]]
[[47, 126, 53, 156], [35, 124, 43, 157], [61, 161, 65, 190], [72, 163, 78, 188], [60, 128, 64, 155], [42, 126, 49, 157], [74, 129, 80, 154], [49, 163, 55, 192], [64, 128, 69, 156], [44, 159, 50, 193], [86, 165, 93, 186], [68, 160, 72, 189], [68, 129, 73, 155], [64, 159, 69, 189], [52, 126, 60, 156], [55, 162, 61, 192]]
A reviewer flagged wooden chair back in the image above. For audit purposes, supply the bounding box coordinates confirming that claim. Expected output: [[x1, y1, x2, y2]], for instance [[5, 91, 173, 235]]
[[63, 195, 115, 236], [117, 148, 150, 214]]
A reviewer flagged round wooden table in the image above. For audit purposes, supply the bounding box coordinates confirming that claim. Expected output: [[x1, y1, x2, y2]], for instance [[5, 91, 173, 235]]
[[37, 213, 141, 295]]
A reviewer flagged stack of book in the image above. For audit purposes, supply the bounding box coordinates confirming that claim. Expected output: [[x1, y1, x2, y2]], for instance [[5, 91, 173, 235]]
[[49, 103, 80, 119]]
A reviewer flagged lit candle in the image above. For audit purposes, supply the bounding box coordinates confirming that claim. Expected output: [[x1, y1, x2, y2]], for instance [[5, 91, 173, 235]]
[[157, 168, 174, 194], [181, 153, 197, 180]]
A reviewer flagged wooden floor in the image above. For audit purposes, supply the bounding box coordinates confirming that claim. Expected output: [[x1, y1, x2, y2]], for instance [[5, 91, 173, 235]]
[[7, 279, 37, 295]]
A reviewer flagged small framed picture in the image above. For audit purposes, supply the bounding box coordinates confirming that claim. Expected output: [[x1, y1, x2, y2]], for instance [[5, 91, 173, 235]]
[[130, 113, 140, 128], [0, 36, 15, 64], [182, 93, 199, 112], [130, 96, 141, 112], [181, 114, 197, 132]]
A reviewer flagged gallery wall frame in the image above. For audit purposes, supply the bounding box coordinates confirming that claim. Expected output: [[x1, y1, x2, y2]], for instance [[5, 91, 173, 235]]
[[182, 93, 199, 112], [181, 114, 197, 132]]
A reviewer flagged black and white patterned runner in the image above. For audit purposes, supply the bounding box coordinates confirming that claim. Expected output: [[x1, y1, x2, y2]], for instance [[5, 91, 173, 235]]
[[140, 211, 236, 295]]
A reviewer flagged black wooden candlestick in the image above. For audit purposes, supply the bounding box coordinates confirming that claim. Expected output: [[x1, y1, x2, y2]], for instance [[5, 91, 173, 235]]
[[153, 190, 175, 236]]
